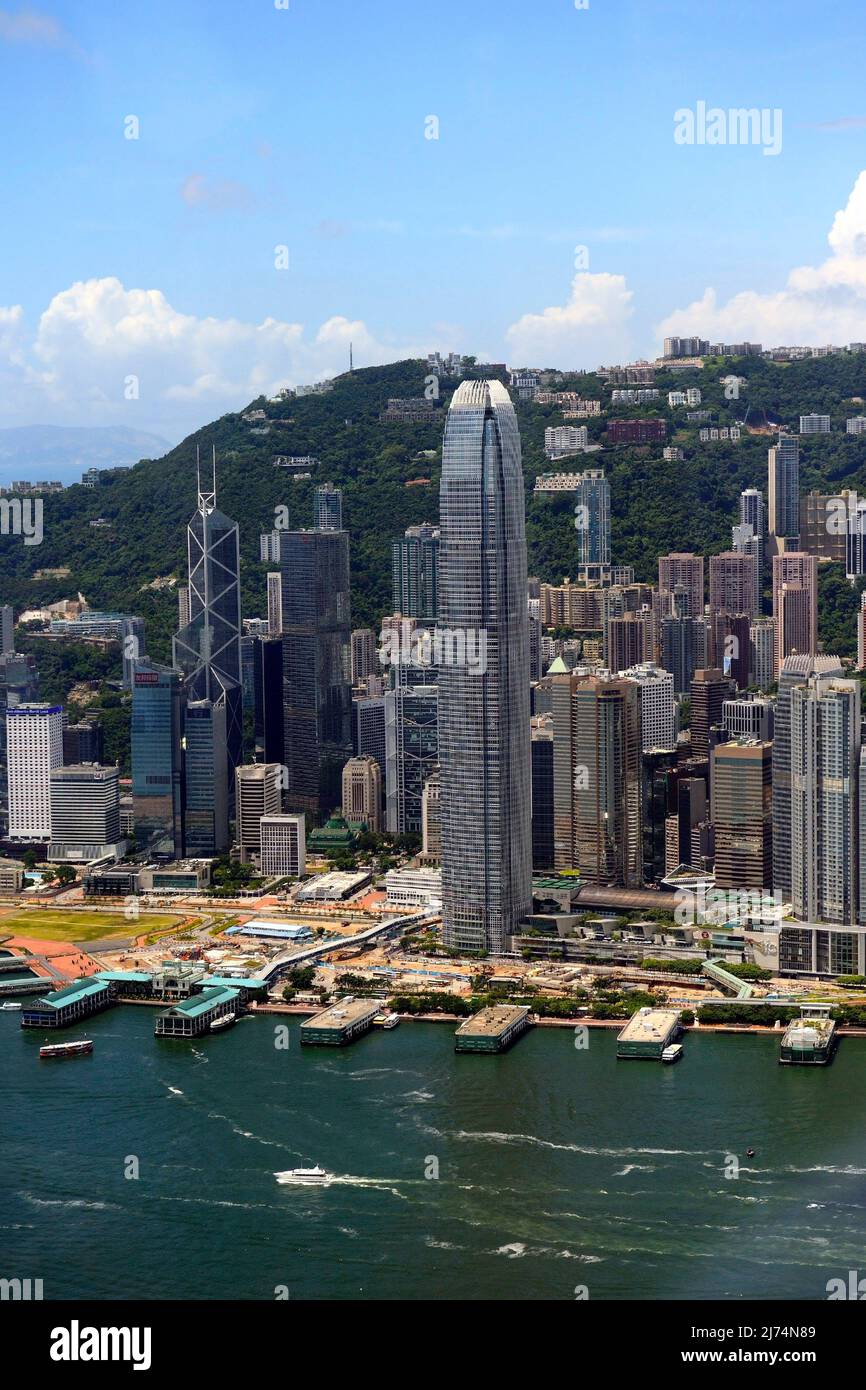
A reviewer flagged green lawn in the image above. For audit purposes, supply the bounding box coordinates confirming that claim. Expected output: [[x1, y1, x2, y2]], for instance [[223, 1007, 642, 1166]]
[[0, 910, 184, 943]]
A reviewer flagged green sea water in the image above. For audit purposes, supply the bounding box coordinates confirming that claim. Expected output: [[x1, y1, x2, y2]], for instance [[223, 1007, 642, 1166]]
[[3, 1007, 865, 1300]]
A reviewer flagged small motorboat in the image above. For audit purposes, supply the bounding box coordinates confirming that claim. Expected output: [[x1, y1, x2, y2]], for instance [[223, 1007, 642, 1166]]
[[745, 1148, 756, 1158], [1, 1001, 22, 1011]]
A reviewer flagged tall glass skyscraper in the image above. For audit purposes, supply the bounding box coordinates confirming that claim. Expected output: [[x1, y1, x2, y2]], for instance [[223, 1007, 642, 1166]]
[[392, 524, 440, 620], [132, 660, 186, 859], [574, 467, 611, 576], [439, 379, 531, 953], [173, 453, 242, 799]]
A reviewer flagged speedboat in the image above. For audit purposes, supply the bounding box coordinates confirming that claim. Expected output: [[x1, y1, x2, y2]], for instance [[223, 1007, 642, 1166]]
[[274, 1165, 334, 1186], [1, 1001, 22, 1011]]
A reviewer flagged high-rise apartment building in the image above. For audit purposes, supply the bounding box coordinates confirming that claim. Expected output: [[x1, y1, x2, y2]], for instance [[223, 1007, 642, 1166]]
[[0, 605, 13, 654], [660, 613, 707, 696], [392, 524, 440, 620], [574, 468, 611, 576], [772, 654, 844, 901], [604, 611, 654, 672], [768, 434, 800, 541], [749, 617, 776, 689], [350, 629, 378, 686], [439, 380, 531, 952], [314, 482, 343, 531], [791, 675, 860, 924], [772, 551, 817, 674], [7, 703, 64, 841], [709, 550, 758, 620], [658, 553, 704, 617]]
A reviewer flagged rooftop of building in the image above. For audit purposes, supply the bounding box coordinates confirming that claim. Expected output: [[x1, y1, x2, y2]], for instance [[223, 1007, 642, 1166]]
[[455, 1005, 530, 1037], [301, 996, 379, 1029], [162, 986, 239, 1018], [618, 1008, 681, 1043]]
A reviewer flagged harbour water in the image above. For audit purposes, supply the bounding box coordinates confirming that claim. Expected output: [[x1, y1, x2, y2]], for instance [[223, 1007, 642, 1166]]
[[3, 1007, 866, 1301]]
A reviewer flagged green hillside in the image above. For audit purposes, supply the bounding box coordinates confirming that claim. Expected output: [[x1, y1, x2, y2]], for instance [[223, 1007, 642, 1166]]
[[4, 352, 866, 674]]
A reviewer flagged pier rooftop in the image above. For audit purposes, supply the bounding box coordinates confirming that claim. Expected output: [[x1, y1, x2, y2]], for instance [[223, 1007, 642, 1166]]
[[455, 1004, 532, 1053], [616, 1007, 681, 1059]]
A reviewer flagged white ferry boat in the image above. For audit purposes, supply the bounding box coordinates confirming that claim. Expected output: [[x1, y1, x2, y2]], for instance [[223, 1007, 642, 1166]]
[[373, 1012, 400, 1029], [661, 1043, 683, 1064], [209, 1013, 236, 1033], [39, 1038, 93, 1059], [1, 1001, 22, 1011], [274, 1165, 334, 1186]]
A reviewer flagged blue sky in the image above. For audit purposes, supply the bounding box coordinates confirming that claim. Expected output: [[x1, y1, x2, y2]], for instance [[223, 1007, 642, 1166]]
[[2, 0, 866, 440]]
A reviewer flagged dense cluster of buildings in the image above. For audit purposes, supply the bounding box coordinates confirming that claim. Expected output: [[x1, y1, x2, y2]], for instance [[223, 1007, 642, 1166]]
[[5, 356, 866, 981]]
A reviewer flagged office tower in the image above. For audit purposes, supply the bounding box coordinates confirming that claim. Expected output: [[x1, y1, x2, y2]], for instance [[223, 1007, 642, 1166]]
[[392, 524, 440, 620], [675, 775, 709, 869], [260, 814, 306, 877], [711, 740, 773, 891], [531, 714, 555, 870], [132, 661, 186, 859], [178, 584, 190, 631], [722, 695, 774, 742], [528, 606, 543, 682], [384, 682, 437, 836], [709, 551, 758, 620], [260, 530, 282, 564], [605, 611, 654, 671], [574, 467, 611, 577], [772, 552, 817, 674], [421, 769, 442, 863], [0, 651, 38, 838], [173, 454, 243, 796], [341, 754, 382, 831], [768, 434, 800, 541], [183, 700, 229, 857], [236, 763, 282, 863], [658, 553, 704, 617], [858, 593, 866, 670], [709, 611, 751, 689], [253, 636, 284, 765], [617, 662, 677, 750], [6, 703, 64, 841], [642, 748, 679, 883], [350, 628, 378, 685], [63, 719, 104, 765], [0, 605, 13, 654], [749, 618, 775, 689], [791, 675, 860, 924], [551, 672, 642, 884], [690, 669, 734, 761], [48, 765, 122, 862], [267, 572, 283, 635], [772, 654, 844, 900], [439, 380, 532, 952], [239, 635, 257, 710], [660, 613, 707, 696], [280, 529, 352, 813], [846, 498, 866, 578], [314, 482, 343, 531], [354, 693, 387, 770]]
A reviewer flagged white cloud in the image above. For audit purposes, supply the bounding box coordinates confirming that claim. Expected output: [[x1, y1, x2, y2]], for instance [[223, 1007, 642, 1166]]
[[180, 173, 253, 212], [505, 270, 634, 367], [0, 277, 422, 441], [0, 7, 62, 44], [656, 169, 866, 348]]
